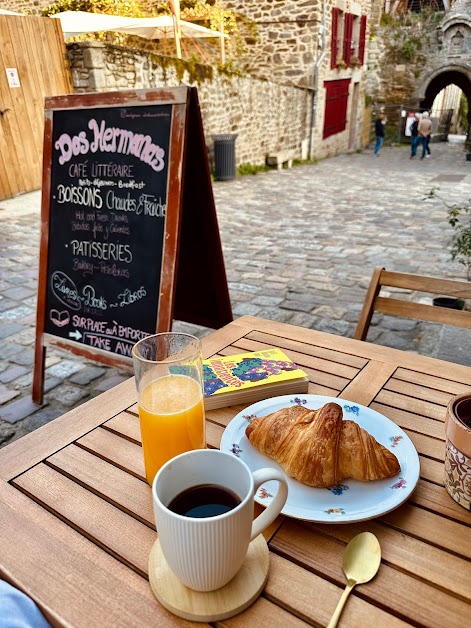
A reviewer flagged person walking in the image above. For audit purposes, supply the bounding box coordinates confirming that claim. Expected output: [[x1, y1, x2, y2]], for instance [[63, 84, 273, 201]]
[[410, 113, 420, 159], [418, 111, 432, 160], [425, 134, 431, 157], [374, 114, 386, 156]]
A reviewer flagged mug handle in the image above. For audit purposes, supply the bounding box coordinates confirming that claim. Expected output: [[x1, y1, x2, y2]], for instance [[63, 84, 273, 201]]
[[250, 468, 288, 541]]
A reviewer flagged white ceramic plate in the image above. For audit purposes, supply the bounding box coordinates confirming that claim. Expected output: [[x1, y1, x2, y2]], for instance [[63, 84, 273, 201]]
[[220, 394, 420, 523]]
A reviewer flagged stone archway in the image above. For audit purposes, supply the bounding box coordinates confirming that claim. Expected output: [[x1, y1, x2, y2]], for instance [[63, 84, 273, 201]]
[[413, 65, 471, 133]]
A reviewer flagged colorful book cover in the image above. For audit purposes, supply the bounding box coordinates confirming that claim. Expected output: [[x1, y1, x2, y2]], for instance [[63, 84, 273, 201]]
[[203, 348, 306, 398]]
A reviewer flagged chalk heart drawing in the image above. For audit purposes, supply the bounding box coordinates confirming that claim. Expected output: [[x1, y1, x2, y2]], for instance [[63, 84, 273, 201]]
[[50, 309, 70, 328]]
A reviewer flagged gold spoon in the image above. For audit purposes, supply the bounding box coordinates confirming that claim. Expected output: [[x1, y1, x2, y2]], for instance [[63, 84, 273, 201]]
[[327, 532, 381, 628]]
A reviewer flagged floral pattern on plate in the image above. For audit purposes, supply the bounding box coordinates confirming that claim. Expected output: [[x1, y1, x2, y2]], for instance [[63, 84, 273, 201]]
[[221, 394, 420, 523]]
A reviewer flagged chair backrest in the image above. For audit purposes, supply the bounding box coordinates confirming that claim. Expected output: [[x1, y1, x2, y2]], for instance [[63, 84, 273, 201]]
[[354, 267, 471, 341]]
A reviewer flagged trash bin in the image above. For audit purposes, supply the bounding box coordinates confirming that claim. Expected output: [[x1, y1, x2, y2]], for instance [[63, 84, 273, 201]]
[[212, 134, 238, 181]]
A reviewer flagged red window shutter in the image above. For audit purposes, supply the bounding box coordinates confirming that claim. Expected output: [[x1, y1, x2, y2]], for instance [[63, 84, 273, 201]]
[[323, 79, 351, 139], [331, 8, 339, 69], [359, 15, 367, 64], [343, 13, 353, 65]]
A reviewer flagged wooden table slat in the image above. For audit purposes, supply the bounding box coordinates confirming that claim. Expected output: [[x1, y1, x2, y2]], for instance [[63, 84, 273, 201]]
[[46, 444, 154, 525], [270, 521, 471, 627], [415, 456, 445, 485], [266, 553, 411, 628], [339, 361, 396, 405], [373, 390, 448, 422], [236, 316, 471, 382], [394, 367, 471, 395], [77, 426, 146, 479], [310, 520, 471, 599], [104, 411, 141, 444], [402, 428, 445, 462], [370, 402, 446, 441], [378, 502, 471, 559], [410, 480, 471, 525], [219, 595, 311, 627], [0, 483, 190, 627], [12, 464, 155, 577], [384, 377, 458, 406]]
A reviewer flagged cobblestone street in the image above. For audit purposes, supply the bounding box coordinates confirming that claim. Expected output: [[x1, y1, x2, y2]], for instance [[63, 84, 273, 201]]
[[1, 141, 470, 447]]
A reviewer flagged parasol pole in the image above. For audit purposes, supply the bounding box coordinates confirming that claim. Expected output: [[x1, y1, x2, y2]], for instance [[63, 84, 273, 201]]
[[169, 0, 182, 59]]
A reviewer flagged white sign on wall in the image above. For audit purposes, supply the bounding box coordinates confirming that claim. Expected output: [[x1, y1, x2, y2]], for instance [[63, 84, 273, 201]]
[[6, 68, 20, 88]]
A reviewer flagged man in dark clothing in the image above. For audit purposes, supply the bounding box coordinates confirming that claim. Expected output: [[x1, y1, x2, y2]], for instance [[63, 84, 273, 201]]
[[410, 113, 420, 158], [374, 114, 386, 156]]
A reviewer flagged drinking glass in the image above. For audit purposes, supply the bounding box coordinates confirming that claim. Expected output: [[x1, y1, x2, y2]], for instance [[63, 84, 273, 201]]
[[132, 333, 206, 485]]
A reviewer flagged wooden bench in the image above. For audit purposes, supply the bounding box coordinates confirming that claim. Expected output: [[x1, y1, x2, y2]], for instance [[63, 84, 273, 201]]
[[267, 150, 295, 170], [354, 267, 471, 341]]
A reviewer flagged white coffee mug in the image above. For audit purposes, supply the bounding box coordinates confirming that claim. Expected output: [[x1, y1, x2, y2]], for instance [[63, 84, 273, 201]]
[[152, 448, 288, 591]]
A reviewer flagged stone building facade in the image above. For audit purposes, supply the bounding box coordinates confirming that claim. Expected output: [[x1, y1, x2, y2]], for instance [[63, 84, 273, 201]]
[[67, 42, 311, 167], [0, 0, 48, 14], [366, 1, 471, 126], [224, 0, 378, 157]]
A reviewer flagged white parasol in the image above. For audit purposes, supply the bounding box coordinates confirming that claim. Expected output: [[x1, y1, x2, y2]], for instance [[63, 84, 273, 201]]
[[50, 11, 226, 40]]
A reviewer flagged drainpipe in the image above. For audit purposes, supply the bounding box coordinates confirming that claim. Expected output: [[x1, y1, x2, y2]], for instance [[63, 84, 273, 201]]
[[310, 0, 327, 158]]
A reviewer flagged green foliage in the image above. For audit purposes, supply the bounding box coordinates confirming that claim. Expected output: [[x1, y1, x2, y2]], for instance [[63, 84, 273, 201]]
[[41, 0, 146, 17], [237, 163, 270, 176], [401, 37, 422, 61], [380, 13, 395, 28], [427, 188, 471, 280], [149, 53, 214, 83], [458, 93, 469, 135]]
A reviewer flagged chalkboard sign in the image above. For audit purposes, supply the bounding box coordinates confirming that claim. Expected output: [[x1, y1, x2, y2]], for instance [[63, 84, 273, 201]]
[[33, 87, 232, 404]]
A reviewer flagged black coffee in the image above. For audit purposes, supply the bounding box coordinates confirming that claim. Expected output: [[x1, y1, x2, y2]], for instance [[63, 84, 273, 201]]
[[168, 484, 241, 518]]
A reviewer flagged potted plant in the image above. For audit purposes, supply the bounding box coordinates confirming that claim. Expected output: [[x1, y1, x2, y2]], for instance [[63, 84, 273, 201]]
[[426, 188, 471, 308], [349, 55, 362, 68], [427, 188, 471, 281]]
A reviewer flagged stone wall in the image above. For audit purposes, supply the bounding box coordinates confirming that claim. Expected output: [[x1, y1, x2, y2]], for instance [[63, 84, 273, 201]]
[[67, 42, 312, 167], [222, 0, 377, 155], [1, 0, 48, 14], [224, 0, 379, 87], [366, 5, 471, 112]]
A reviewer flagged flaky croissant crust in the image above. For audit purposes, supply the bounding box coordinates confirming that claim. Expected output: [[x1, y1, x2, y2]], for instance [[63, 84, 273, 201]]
[[245, 402, 400, 487]]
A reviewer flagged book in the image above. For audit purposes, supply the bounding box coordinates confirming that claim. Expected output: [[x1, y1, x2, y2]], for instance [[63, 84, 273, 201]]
[[203, 348, 309, 410]]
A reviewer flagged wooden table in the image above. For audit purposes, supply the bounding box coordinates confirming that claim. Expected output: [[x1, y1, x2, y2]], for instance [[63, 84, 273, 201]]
[[1, 316, 470, 627]]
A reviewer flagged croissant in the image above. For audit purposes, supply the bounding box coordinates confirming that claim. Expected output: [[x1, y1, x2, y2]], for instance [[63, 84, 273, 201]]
[[245, 402, 400, 487]]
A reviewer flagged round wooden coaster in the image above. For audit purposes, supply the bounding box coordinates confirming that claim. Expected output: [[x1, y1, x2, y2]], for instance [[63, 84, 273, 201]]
[[148, 534, 269, 622]]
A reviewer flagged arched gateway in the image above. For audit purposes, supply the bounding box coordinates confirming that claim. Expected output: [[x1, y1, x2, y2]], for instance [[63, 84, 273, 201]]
[[413, 2, 471, 125]]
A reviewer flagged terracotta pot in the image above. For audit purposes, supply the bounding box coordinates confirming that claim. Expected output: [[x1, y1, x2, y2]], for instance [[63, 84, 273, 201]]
[[444, 393, 471, 510]]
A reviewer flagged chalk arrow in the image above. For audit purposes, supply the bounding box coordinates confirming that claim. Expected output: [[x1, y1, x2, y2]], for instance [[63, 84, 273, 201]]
[[69, 330, 82, 341]]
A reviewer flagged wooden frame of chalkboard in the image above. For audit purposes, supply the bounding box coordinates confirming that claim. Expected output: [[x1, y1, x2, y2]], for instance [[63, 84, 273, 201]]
[[33, 87, 232, 404]]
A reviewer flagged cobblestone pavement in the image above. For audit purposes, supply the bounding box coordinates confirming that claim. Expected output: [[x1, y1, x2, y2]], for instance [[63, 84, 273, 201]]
[[1, 142, 470, 447]]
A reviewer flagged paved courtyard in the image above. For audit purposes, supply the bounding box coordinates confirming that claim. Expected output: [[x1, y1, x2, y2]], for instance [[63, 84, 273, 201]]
[[1, 141, 470, 447]]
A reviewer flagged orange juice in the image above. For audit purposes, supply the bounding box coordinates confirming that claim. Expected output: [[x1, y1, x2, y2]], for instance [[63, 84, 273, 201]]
[[138, 374, 205, 484]]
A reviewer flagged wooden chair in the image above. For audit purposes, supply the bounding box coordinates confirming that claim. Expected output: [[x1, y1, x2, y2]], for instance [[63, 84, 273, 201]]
[[354, 267, 471, 341]]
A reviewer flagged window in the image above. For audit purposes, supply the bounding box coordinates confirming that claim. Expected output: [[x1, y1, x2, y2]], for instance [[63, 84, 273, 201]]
[[323, 79, 350, 139], [331, 8, 367, 68], [358, 15, 367, 64], [343, 13, 353, 66], [331, 8, 340, 69]]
